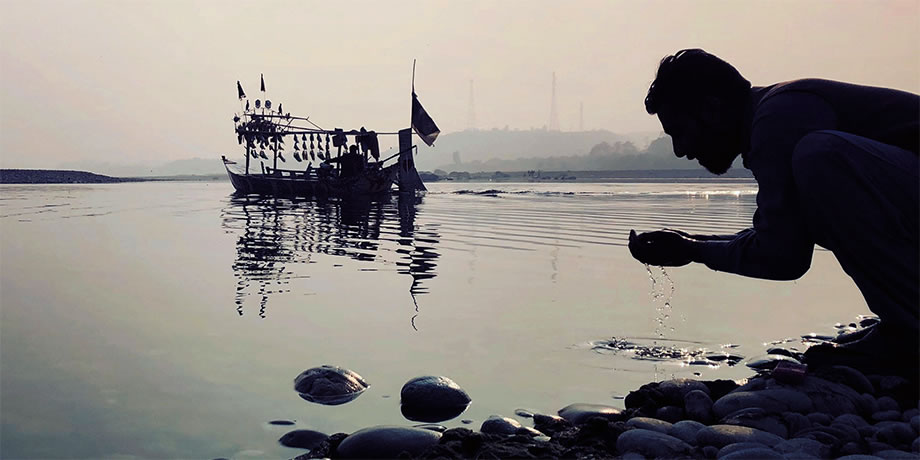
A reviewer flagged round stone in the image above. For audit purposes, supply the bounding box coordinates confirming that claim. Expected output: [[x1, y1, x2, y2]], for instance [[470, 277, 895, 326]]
[[400, 376, 471, 423], [335, 425, 441, 459], [293, 365, 369, 405], [278, 429, 327, 449]]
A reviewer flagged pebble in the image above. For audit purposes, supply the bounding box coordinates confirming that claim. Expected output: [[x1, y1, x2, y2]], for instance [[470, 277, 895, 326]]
[[874, 450, 917, 459], [839, 441, 865, 456], [659, 378, 710, 401], [815, 366, 875, 394], [655, 405, 685, 423], [615, 428, 693, 458], [695, 424, 784, 448], [877, 396, 901, 412], [860, 393, 881, 416], [335, 425, 441, 459], [293, 365, 369, 405], [685, 389, 714, 424], [668, 420, 706, 444], [557, 403, 621, 424], [717, 388, 814, 419], [875, 421, 915, 445], [719, 446, 784, 460], [400, 376, 471, 423], [278, 429, 327, 449], [912, 437, 919, 453], [834, 413, 870, 428], [901, 408, 918, 422], [722, 408, 788, 439], [836, 455, 885, 460], [796, 376, 864, 416], [873, 410, 903, 422], [807, 412, 832, 426], [626, 416, 672, 434], [716, 442, 769, 458], [783, 411, 812, 435], [857, 425, 879, 438], [479, 415, 522, 435], [774, 438, 828, 458], [910, 414, 919, 432], [702, 445, 720, 458], [868, 441, 895, 454]]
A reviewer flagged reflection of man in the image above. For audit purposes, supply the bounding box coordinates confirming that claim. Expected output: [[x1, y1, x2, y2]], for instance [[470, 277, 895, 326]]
[[628, 49, 918, 374]]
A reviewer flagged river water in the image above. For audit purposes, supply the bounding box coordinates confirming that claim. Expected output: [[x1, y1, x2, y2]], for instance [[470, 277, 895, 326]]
[[0, 180, 867, 459]]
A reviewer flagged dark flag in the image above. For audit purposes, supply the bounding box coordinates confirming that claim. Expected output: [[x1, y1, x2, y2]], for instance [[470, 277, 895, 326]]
[[260, 73, 266, 92], [237, 81, 246, 99], [411, 92, 440, 146]]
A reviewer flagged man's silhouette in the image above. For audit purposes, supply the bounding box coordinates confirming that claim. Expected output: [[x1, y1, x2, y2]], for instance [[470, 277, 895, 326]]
[[629, 49, 918, 375]]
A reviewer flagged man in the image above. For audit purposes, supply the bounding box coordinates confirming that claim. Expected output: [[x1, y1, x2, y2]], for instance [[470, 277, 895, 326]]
[[629, 49, 918, 375]]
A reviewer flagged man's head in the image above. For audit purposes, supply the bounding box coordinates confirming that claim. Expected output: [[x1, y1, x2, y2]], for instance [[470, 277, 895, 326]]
[[645, 49, 752, 174]]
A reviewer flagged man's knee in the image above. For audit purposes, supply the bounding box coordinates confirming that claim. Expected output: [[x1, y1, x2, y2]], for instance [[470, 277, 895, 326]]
[[792, 130, 847, 188]]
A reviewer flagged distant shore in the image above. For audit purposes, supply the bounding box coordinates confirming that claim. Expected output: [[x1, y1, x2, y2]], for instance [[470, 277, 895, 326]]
[[0, 168, 755, 185]]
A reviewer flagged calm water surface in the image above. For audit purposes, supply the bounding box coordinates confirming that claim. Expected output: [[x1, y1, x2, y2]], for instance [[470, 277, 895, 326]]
[[0, 180, 867, 459]]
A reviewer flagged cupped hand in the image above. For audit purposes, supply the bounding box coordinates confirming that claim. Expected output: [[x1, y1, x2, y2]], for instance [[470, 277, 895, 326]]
[[628, 229, 695, 267]]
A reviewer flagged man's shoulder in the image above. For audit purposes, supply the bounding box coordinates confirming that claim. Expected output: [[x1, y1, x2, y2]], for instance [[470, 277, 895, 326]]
[[760, 79, 840, 104]]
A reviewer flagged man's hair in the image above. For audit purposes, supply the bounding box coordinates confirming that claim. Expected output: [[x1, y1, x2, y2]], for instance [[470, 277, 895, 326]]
[[645, 49, 751, 115]]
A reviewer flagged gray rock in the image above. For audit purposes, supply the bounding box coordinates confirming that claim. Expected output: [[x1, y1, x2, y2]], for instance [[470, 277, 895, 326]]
[[775, 438, 828, 458], [857, 424, 879, 438], [745, 354, 802, 372], [655, 405, 685, 423], [807, 412, 832, 426], [702, 445, 720, 458], [557, 403, 621, 424], [910, 414, 919, 433], [626, 416, 672, 434], [839, 441, 866, 456], [859, 393, 880, 416], [713, 389, 813, 418], [294, 365, 369, 405], [796, 376, 864, 416], [659, 378, 710, 401], [828, 422, 862, 443], [721, 407, 788, 439], [815, 366, 875, 394], [797, 424, 858, 445], [875, 421, 915, 445], [912, 437, 919, 453], [335, 425, 441, 459], [716, 442, 770, 458], [874, 450, 917, 459], [616, 428, 693, 458], [836, 455, 885, 460], [278, 429, 327, 449], [873, 410, 903, 422], [782, 412, 812, 435], [834, 413, 870, 428], [868, 441, 895, 454], [695, 424, 784, 448], [877, 396, 901, 412], [685, 389, 714, 424], [479, 415, 522, 435], [902, 408, 918, 423], [668, 420, 706, 445], [620, 453, 646, 460], [400, 376, 471, 422], [719, 447, 784, 460]]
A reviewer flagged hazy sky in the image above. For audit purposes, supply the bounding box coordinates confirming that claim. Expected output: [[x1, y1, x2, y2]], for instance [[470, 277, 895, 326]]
[[1, 0, 917, 169]]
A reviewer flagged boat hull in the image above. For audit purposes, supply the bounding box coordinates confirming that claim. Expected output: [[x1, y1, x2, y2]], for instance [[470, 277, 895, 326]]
[[224, 162, 399, 198]]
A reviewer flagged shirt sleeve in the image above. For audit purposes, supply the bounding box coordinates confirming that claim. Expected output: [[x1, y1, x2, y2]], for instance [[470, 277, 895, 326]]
[[692, 91, 838, 280]]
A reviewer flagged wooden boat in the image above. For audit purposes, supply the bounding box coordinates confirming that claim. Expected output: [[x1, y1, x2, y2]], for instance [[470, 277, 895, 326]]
[[224, 68, 439, 198]]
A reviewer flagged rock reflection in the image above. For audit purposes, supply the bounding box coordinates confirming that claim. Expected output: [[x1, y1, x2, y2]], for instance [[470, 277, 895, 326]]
[[221, 194, 440, 319]]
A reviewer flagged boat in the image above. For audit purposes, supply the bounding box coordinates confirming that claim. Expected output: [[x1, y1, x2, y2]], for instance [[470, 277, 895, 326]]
[[223, 67, 439, 198]]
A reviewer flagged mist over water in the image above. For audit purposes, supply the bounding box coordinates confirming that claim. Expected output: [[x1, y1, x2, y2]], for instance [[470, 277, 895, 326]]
[[0, 180, 868, 458]]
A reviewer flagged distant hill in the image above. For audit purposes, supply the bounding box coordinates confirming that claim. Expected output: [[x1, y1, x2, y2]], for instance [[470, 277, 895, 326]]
[[59, 157, 227, 177], [0, 169, 138, 184]]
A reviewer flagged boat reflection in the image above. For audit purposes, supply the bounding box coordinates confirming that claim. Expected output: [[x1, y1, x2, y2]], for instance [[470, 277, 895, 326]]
[[220, 193, 440, 321]]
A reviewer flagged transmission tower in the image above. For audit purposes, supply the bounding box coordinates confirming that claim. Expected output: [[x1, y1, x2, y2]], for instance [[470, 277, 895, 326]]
[[549, 72, 559, 131]]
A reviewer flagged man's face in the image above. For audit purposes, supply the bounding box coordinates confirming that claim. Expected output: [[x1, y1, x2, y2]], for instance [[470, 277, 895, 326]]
[[657, 105, 737, 175]]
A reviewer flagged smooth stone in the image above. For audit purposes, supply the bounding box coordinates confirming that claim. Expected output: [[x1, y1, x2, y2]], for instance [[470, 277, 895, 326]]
[[902, 408, 918, 422], [868, 441, 895, 453], [268, 420, 295, 426], [557, 403, 621, 424], [775, 438, 828, 458], [875, 422, 915, 445], [294, 365, 369, 405], [859, 393, 880, 416], [835, 413, 870, 428], [796, 376, 864, 416], [479, 415, 522, 435], [659, 378, 710, 401], [910, 414, 919, 432], [412, 423, 447, 433], [839, 441, 866, 456], [828, 422, 862, 443], [514, 408, 535, 418], [815, 366, 875, 394], [655, 405, 685, 423], [685, 389, 715, 424], [807, 412, 832, 426], [626, 416, 672, 434], [335, 425, 441, 459], [702, 445, 720, 458], [857, 425, 879, 438], [873, 410, 903, 422], [837, 456, 885, 460], [722, 408, 788, 439], [400, 376, 471, 422], [620, 453, 646, 460], [877, 396, 901, 412], [695, 424, 784, 448], [668, 420, 706, 445], [874, 450, 917, 459], [278, 429, 327, 449], [797, 424, 856, 445], [719, 447, 784, 460], [615, 428, 693, 458], [716, 442, 770, 458], [782, 412, 812, 435], [745, 354, 802, 371], [912, 437, 919, 453], [713, 389, 813, 418]]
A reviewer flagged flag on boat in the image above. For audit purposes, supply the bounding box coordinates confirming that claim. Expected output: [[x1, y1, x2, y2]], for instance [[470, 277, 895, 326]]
[[260, 74, 266, 92], [237, 81, 246, 99], [411, 92, 440, 146]]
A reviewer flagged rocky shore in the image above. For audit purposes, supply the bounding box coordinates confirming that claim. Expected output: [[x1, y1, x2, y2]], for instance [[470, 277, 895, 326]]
[[0, 169, 139, 184], [286, 363, 918, 459]]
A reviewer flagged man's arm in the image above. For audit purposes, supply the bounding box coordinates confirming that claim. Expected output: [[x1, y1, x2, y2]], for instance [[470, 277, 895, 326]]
[[690, 91, 838, 280]]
